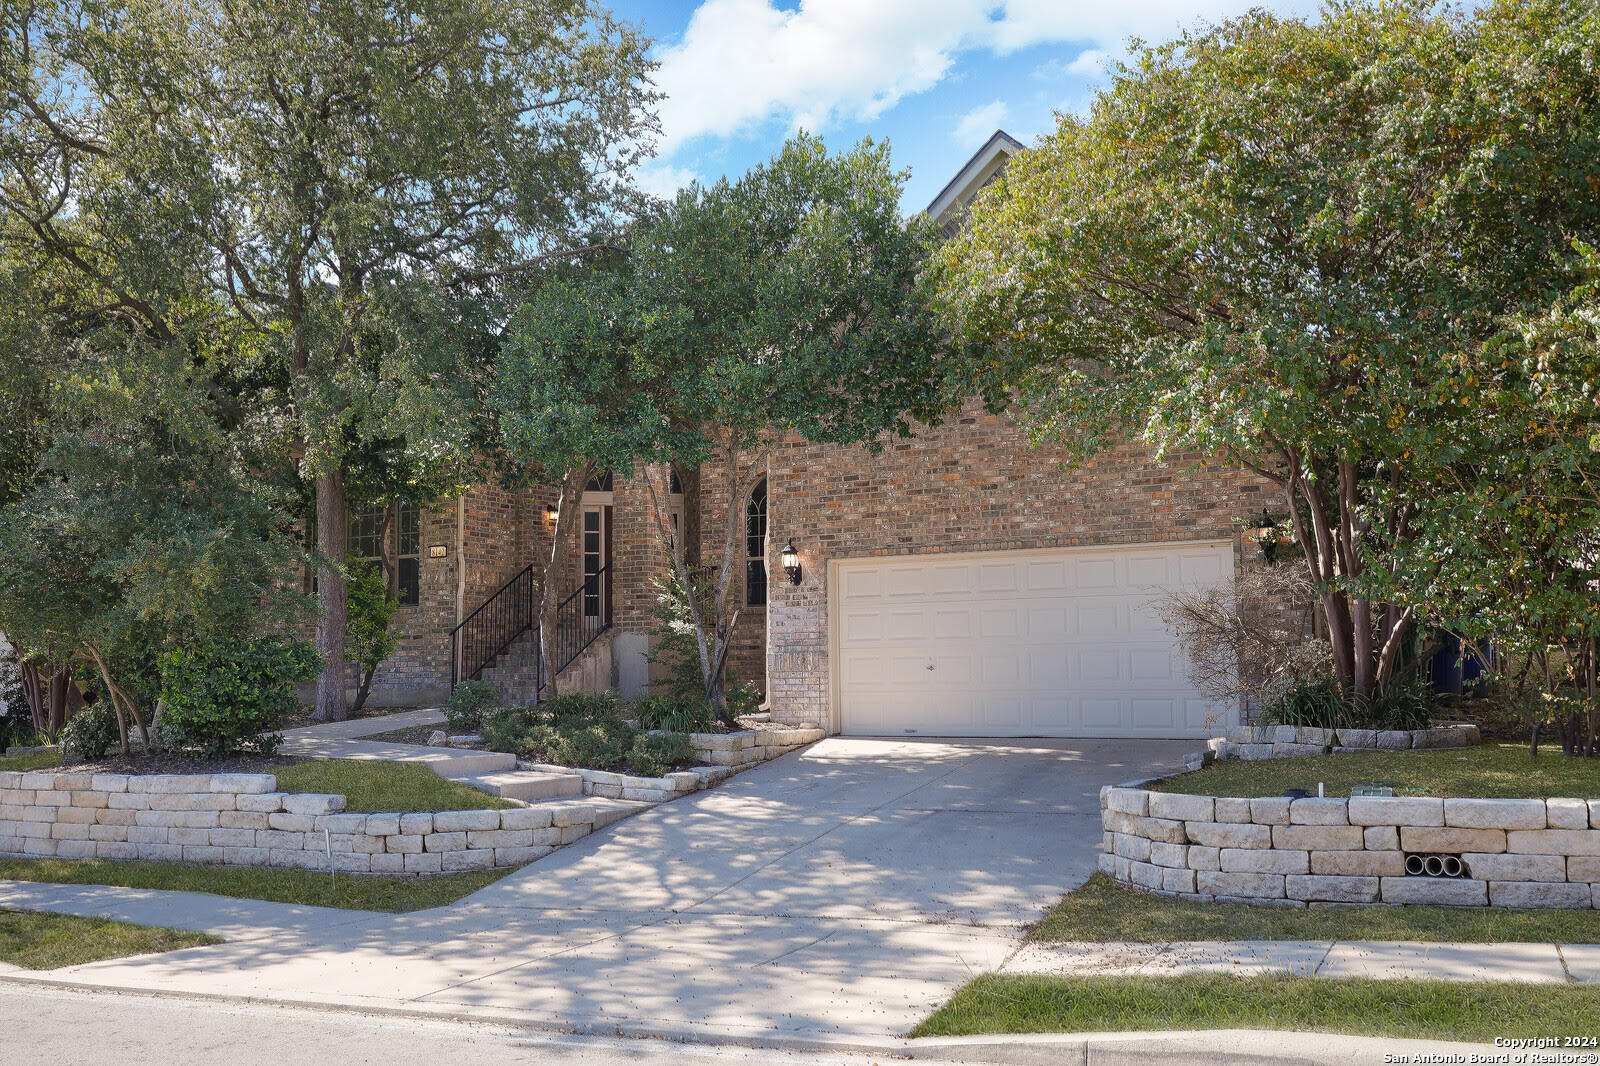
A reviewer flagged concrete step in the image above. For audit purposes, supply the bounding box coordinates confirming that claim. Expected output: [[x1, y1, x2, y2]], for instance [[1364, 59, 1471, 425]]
[[451, 770, 583, 802], [519, 795, 651, 830]]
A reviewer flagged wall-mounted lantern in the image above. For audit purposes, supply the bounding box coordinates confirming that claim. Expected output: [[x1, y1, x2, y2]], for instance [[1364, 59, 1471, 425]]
[[1248, 507, 1284, 564], [545, 504, 559, 523], [780, 539, 802, 585]]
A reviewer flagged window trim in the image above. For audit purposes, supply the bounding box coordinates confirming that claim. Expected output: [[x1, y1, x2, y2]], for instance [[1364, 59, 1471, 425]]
[[349, 500, 421, 609], [745, 478, 768, 608]]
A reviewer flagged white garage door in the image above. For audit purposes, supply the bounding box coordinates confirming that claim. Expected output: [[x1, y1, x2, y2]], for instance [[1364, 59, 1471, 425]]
[[834, 542, 1234, 739]]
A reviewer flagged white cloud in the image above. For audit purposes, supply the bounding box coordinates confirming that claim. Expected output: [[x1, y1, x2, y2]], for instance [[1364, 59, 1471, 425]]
[[953, 100, 1009, 149], [633, 163, 700, 201], [652, 0, 1321, 155], [1066, 48, 1110, 77]]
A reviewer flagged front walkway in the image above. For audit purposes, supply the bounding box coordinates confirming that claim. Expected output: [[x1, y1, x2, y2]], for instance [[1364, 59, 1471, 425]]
[[0, 737, 1194, 1044]]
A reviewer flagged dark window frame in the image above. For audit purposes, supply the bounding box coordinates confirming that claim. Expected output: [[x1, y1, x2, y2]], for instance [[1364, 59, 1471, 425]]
[[745, 478, 768, 608]]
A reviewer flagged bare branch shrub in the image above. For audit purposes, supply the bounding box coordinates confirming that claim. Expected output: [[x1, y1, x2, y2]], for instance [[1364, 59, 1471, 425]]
[[1155, 561, 1328, 705]]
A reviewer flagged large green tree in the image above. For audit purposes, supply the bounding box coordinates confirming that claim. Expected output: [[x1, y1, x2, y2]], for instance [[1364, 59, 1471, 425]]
[[493, 265, 686, 696], [0, 347, 310, 753], [627, 135, 963, 717], [0, 0, 657, 720], [929, 0, 1600, 699], [1410, 250, 1600, 754]]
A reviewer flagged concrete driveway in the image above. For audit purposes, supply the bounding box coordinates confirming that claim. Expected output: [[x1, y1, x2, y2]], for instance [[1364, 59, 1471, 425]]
[[1, 737, 1194, 1045]]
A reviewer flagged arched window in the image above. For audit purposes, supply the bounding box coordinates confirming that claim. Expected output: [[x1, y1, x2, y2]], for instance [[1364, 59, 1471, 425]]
[[745, 478, 768, 607]]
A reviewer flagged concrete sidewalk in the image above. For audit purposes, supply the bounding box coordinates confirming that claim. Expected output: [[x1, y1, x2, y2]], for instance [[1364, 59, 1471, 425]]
[[278, 708, 445, 742], [276, 708, 524, 779], [1004, 938, 1600, 983]]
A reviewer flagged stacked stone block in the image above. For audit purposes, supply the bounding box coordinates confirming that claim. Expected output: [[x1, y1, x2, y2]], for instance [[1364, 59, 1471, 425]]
[[689, 726, 827, 769], [1206, 724, 1480, 762], [0, 771, 608, 876], [522, 725, 825, 802], [1100, 786, 1600, 909]]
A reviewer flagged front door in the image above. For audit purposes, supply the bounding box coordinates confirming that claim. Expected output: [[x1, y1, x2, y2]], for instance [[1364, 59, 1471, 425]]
[[580, 486, 613, 625]]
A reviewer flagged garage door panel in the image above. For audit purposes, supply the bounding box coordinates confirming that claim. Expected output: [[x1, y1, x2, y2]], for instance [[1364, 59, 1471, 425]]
[[928, 565, 969, 595], [1077, 650, 1121, 682], [837, 542, 1233, 739], [1178, 552, 1226, 585], [1126, 555, 1171, 585], [1027, 648, 1069, 685], [840, 567, 882, 600], [978, 561, 1020, 592], [1026, 560, 1069, 591], [1029, 696, 1074, 730], [1130, 649, 1174, 682], [885, 611, 925, 640], [886, 654, 932, 685], [981, 609, 1018, 638], [982, 654, 1022, 685], [981, 696, 1023, 728], [1075, 602, 1120, 634], [1027, 606, 1069, 638], [1080, 698, 1124, 729], [842, 611, 885, 643], [1075, 557, 1118, 589]]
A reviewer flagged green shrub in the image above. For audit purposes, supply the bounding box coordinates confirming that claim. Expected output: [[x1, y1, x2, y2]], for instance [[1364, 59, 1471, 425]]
[[633, 692, 714, 733], [445, 679, 500, 734], [480, 699, 637, 770], [347, 559, 399, 716], [61, 702, 120, 762], [1258, 675, 1355, 730], [480, 705, 536, 753], [1360, 674, 1435, 731], [1259, 672, 1439, 732], [628, 730, 697, 777], [517, 720, 635, 769], [724, 674, 763, 719], [158, 639, 321, 760], [542, 690, 622, 727]]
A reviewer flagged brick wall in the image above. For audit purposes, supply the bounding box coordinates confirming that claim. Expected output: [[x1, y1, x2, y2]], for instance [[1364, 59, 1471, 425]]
[[765, 399, 1275, 728]]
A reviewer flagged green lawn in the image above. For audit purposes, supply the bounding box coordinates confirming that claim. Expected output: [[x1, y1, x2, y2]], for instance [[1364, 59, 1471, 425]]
[[0, 857, 511, 912], [912, 973, 1600, 1041], [272, 759, 513, 812], [2, 751, 508, 813], [0, 749, 62, 773], [1155, 742, 1600, 799], [0, 908, 219, 969], [1033, 874, 1600, 943]]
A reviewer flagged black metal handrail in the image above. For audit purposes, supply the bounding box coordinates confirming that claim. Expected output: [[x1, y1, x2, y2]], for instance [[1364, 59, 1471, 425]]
[[448, 563, 611, 699], [535, 565, 610, 699], [449, 563, 536, 691]]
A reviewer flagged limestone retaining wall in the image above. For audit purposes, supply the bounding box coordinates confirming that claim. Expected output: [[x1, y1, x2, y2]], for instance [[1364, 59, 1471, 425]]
[[1200, 724, 1479, 766], [520, 725, 827, 802], [689, 726, 827, 770], [1100, 787, 1600, 908], [0, 770, 606, 876]]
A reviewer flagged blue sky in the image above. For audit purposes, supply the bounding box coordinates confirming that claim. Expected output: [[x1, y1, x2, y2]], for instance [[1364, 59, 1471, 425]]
[[605, 0, 1319, 213]]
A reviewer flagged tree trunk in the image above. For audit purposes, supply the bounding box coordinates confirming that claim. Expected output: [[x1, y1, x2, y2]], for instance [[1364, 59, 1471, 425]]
[[312, 466, 349, 722], [350, 662, 377, 716], [539, 465, 591, 702], [20, 661, 80, 736]]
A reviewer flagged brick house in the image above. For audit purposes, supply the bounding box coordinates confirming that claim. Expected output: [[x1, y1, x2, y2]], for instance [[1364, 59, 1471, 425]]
[[352, 131, 1270, 739]]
